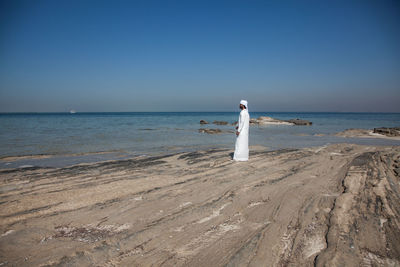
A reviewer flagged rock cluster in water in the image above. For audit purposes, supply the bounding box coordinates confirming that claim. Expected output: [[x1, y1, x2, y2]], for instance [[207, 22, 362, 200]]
[[198, 116, 312, 134], [250, 116, 312, 126], [213, 121, 229, 125], [373, 127, 400, 137], [199, 117, 312, 127], [198, 128, 222, 134], [286, 119, 313, 126]]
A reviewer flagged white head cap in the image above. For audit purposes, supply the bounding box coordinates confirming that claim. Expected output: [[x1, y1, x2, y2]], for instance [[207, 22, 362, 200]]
[[240, 100, 248, 109]]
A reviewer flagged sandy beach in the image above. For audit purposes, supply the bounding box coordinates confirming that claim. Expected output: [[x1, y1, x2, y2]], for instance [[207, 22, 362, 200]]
[[0, 144, 399, 266], [2, 0, 400, 265]]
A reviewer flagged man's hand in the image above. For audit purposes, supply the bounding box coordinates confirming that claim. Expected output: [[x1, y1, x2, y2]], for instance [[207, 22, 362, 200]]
[[236, 131, 240, 136]]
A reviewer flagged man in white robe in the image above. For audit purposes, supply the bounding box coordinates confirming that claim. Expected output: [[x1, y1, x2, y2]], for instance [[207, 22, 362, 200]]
[[233, 100, 250, 161]]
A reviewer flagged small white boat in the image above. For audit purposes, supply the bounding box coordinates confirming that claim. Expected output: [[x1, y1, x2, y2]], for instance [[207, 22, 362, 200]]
[[70, 110, 76, 114]]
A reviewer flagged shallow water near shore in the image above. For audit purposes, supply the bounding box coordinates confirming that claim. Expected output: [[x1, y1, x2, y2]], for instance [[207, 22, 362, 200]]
[[1, 112, 399, 168]]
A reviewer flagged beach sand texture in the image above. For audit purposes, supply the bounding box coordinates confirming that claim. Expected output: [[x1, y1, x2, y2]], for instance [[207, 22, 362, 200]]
[[1, 144, 399, 266]]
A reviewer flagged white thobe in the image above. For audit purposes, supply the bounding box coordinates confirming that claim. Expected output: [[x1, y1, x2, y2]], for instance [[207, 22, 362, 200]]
[[233, 109, 250, 161]]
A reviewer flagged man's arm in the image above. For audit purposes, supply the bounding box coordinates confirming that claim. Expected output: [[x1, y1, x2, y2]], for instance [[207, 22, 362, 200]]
[[236, 112, 244, 136], [237, 112, 245, 132]]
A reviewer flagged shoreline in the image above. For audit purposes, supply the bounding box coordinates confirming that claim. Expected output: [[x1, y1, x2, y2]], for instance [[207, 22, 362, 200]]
[[1, 112, 399, 164], [0, 150, 125, 162], [0, 145, 271, 172], [1, 143, 399, 266], [1, 129, 400, 170]]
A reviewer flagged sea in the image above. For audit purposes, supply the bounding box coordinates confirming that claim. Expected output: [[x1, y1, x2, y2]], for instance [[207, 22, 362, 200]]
[[1, 112, 399, 168]]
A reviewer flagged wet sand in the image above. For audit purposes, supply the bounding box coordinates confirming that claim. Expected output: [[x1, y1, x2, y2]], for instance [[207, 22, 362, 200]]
[[1, 144, 399, 266]]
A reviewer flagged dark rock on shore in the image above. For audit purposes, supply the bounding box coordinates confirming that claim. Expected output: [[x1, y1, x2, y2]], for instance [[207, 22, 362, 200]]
[[285, 119, 312, 126], [200, 120, 209, 125], [213, 121, 229, 125], [373, 127, 400, 137], [198, 128, 222, 134]]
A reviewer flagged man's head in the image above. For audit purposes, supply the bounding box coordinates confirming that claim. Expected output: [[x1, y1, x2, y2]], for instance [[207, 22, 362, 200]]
[[240, 100, 248, 110]]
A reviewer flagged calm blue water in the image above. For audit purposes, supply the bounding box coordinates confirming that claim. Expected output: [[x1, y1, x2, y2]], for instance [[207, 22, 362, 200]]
[[0, 112, 399, 167]]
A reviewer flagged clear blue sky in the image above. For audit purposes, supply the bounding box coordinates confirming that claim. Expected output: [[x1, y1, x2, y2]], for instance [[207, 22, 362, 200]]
[[1, 0, 399, 112]]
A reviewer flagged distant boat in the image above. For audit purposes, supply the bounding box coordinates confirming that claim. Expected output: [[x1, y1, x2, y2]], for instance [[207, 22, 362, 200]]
[[70, 110, 76, 114]]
